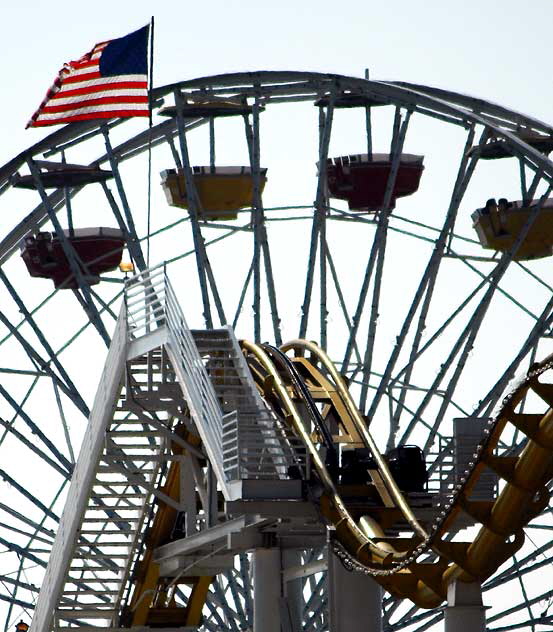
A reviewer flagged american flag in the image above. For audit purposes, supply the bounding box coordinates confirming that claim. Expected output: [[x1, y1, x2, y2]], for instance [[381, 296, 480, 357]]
[[27, 25, 150, 127]]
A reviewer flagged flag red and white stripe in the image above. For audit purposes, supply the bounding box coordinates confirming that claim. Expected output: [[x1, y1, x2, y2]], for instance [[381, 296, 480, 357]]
[[27, 26, 149, 127]]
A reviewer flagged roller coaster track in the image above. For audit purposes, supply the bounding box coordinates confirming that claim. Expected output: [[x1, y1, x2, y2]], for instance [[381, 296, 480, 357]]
[[240, 339, 553, 608]]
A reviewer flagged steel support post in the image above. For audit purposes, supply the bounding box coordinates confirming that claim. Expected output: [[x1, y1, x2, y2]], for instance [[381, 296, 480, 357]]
[[444, 580, 486, 632], [328, 550, 382, 632], [282, 549, 303, 632], [253, 548, 282, 632]]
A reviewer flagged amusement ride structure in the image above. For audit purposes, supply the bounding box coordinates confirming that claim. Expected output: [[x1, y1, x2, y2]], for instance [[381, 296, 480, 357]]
[[0, 72, 553, 632]]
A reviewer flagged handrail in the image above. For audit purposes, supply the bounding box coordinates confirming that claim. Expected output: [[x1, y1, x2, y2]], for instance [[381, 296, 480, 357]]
[[164, 278, 227, 485], [124, 265, 229, 496]]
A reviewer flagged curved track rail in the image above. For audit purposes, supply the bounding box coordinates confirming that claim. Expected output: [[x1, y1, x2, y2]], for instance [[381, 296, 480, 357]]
[[241, 339, 553, 608]]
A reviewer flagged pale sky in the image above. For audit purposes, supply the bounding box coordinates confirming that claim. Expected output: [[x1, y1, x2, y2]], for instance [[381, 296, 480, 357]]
[[3, 0, 552, 163], [2, 1, 553, 629]]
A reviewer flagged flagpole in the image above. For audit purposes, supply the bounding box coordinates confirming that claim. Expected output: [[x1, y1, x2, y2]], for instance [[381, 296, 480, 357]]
[[146, 16, 154, 267], [149, 16, 154, 128]]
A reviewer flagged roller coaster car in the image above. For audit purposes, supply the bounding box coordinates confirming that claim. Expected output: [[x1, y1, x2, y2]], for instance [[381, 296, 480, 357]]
[[340, 448, 376, 485], [20, 227, 125, 288], [340, 445, 427, 493], [385, 445, 428, 493], [472, 197, 553, 260], [326, 153, 424, 212], [471, 132, 553, 160], [160, 167, 267, 220], [11, 162, 113, 189]]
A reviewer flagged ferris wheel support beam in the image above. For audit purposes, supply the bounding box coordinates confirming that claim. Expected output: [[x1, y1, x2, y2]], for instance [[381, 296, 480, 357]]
[[0, 268, 89, 417], [402, 189, 553, 450], [364, 124, 480, 434], [359, 108, 411, 410], [27, 157, 112, 346], [299, 97, 334, 340], [102, 128, 147, 272], [174, 89, 228, 329]]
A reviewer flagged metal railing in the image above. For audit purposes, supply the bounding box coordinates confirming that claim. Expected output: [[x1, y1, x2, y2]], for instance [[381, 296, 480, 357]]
[[223, 409, 307, 481], [125, 264, 167, 338], [124, 265, 308, 489], [125, 265, 228, 493]]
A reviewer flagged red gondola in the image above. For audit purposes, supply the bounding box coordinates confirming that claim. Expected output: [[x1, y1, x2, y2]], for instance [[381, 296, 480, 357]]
[[326, 153, 424, 211], [21, 227, 125, 288]]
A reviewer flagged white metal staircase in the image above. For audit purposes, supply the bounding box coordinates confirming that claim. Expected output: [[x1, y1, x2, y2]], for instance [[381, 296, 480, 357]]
[[30, 265, 303, 632]]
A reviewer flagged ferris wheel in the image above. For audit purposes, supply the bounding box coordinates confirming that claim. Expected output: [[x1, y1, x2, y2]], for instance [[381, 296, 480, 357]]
[[1, 71, 553, 632]]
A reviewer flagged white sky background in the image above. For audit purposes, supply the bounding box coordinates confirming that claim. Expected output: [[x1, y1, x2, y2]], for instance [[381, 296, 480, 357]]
[[1, 0, 553, 629], [2, 0, 553, 160]]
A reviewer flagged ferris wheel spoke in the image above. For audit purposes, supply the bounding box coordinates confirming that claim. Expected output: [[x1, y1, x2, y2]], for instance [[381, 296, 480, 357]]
[[26, 158, 113, 346], [393, 126, 482, 414], [473, 297, 553, 420], [220, 568, 249, 627], [0, 311, 88, 419], [232, 259, 254, 329], [0, 416, 69, 479], [250, 98, 263, 342], [525, 169, 546, 205], [211, 578, 242, 632], [358, 109, 411, 409], [101, 128, 146, 271], [0, 504, 55, 544], [511, 553, 538, 630], [0, 384, 72, 474], [246, 97, 282, 343], [259, 219, 282, 344], [367, 126, 481, 430], [324, 247, 363, 366], [0, 269, 89, 417], [299, 99, 334, 340], [457, 255, 541, 320], [51, 380, 75, 465], [486, 535, 553, 589], [399, 249, 517, 448], [487, 587, 553, 630], [386, 601, 424, 630], [69, 288, 111, 346], [388, 270, 490, 411], [174, 89, 230, 328]]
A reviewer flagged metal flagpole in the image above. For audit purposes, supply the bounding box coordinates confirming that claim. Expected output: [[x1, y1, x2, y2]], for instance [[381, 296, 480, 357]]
[[146, 16, 154, 267]]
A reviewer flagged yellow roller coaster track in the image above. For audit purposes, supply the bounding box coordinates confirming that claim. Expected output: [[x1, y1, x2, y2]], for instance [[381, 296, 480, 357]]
[[241, 339, 553, 608], [124, 339, 553, 619]]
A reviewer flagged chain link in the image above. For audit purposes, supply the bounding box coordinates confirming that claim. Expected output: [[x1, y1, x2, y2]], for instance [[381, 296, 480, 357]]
[[332, 358, 553, 576]]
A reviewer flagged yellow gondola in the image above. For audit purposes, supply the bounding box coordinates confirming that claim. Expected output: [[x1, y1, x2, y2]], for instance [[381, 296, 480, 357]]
[[161, 166, 267, 221], [472, 198, 553, 260]]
